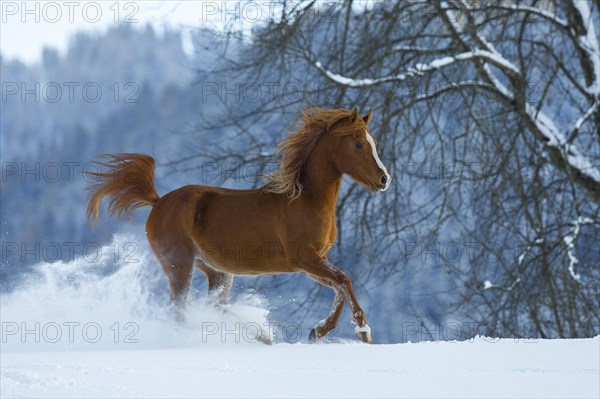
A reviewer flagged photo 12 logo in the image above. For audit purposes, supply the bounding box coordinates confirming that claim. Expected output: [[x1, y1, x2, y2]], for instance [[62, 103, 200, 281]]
[[0, 161, 142, 184], [1, 2, 139, 24], [2, 82, 139, 104], [2, 321, 139, 344], [199, 81, 338, 104], [1, 240, 140, 264], [401, 322, 540, 343], [199, 1, 342, 24]]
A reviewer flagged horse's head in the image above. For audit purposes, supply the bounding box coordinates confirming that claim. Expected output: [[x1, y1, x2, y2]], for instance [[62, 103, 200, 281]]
[[329, 107, 391, 192]]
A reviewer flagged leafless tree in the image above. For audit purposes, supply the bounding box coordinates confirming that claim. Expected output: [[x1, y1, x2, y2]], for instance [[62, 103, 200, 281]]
[[185, 0, 599, 339]]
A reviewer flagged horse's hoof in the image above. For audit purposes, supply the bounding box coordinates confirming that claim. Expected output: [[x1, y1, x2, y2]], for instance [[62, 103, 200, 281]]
[[309, 328, 318, 343], [257, 334, 273, 345], [355, 325, 372, 343], [356, 331, 372, 343]]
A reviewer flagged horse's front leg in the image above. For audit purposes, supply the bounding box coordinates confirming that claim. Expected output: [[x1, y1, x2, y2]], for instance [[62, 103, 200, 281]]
[[299, 254, 371, 343], [307, 274, 345, 342]]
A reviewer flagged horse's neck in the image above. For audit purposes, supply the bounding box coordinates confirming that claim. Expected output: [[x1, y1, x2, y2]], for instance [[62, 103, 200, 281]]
[[300, 145, 342, 209]]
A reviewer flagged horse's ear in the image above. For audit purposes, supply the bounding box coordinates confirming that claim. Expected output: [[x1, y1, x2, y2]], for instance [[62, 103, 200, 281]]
[[349, 107, 359, 123], [362, 109, 373, 125]]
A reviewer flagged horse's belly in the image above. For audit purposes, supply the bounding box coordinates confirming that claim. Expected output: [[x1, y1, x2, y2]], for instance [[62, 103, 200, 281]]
[[196, 240, 296, 275]]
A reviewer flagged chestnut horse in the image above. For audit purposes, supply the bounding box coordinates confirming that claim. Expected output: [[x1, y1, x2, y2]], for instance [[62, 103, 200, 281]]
[[86, 107, 391, 343]]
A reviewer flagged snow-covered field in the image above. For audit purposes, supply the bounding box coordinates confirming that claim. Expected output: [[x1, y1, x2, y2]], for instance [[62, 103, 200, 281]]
[[2, 337, 599, 398], [1, 234, 598, 398]]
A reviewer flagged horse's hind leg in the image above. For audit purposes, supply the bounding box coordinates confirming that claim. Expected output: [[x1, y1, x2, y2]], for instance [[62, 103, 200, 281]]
[[194, 260, 271, 344], [194, 259, 234, 305], [151, 241, 195, 322]]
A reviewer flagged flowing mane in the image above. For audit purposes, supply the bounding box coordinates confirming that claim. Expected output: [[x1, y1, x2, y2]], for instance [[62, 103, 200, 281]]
[[265, 107, 367, 199]]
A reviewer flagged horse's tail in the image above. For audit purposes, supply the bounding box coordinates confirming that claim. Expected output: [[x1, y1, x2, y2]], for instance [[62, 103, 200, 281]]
[[85, 153, 160, 225]]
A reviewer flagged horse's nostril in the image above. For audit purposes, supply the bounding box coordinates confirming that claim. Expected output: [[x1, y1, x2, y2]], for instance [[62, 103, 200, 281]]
[[380, 175, 387, 185]]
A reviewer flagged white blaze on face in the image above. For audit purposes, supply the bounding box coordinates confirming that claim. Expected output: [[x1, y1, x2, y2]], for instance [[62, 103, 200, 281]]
[[365, 131, 391, 191]]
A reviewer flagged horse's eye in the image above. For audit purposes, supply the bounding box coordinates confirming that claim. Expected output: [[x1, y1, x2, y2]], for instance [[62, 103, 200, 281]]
[[354, 142, 363, 150]]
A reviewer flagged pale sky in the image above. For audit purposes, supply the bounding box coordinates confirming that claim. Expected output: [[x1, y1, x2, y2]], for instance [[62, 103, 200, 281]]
[[1, 0, 273, 64]]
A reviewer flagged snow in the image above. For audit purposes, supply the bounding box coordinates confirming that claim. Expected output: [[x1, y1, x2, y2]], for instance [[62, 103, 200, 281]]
[[573, 101, 599, 133], [2, 337, 598, 398], [453, 0, 568, 29], [572, 0, 600, 95], [392, 45, 432, 52], [441, 0, 600, 188], [314, 61, 380, 87], [483, 278, 520, 292], [501, 5, 568, 28], [516, 238, 544, 267], [315, 4, 600, 190], [526, 105, 600, 183], [517, 247, 529, 265], [1, 234, 599, 398], [563, 217, 595, 282], [314, 50, 519, 88]]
